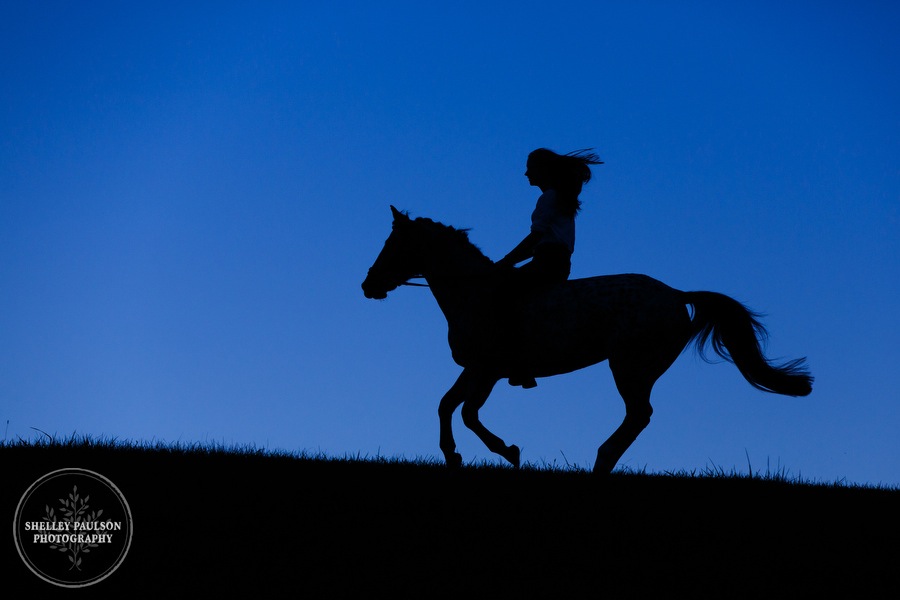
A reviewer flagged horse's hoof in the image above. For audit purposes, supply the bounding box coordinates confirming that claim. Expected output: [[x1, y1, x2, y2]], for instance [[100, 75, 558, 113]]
[[505, 445, 520, 469], [592, 459, 615, 476], [446, 453, 463, 469]]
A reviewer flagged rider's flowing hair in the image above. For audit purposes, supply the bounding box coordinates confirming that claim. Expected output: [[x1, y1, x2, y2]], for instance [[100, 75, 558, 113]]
[[528, 148, 604, 217]]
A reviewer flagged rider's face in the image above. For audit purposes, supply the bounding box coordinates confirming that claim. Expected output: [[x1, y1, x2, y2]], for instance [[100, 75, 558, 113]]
[[525, 160, 548, 188]]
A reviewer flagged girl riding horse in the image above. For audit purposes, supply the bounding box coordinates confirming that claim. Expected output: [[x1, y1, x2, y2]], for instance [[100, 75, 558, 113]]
[[497, 148, 603, 387]]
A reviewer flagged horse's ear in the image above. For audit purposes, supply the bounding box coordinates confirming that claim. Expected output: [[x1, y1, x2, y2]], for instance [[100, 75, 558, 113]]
[[390, 205, 409, 223]]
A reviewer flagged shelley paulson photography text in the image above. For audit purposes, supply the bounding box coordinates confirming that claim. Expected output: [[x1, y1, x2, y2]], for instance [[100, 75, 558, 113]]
[[25, 519, 124, 546]]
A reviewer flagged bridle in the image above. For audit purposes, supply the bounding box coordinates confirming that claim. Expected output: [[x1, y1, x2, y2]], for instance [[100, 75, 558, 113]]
[[364, 263, 429, 293]]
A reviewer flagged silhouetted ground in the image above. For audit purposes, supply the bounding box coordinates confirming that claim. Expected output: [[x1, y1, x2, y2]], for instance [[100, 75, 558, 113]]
[[3, 439, 897, 597]]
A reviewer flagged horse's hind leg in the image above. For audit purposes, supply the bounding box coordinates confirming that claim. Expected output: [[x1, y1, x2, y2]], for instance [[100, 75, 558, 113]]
[[594, 360, 657, 474]]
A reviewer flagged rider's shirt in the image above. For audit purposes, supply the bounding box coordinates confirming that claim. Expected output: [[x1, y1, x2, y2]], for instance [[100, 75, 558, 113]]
[[530, 189, 575, 254]]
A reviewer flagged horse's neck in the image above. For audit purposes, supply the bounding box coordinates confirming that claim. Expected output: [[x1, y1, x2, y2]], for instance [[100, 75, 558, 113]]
[[422, 244, 492, 326], [426, 258, 486, 296]]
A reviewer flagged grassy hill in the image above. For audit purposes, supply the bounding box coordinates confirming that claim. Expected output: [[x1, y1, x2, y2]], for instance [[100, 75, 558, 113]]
[[3, 437, 897, 597]]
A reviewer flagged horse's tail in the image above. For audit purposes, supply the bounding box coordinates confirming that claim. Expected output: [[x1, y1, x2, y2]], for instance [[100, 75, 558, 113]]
[[684, 291, 813, 397]]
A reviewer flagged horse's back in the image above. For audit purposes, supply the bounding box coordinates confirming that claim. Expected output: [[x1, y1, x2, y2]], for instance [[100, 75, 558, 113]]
[[527, 273, 685, 319], [521, 273, 692, 369], [448, 272, 692, 375]]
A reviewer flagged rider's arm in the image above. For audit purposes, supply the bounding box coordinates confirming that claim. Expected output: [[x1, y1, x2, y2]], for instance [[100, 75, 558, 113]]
[[497, 231, 542, 268]]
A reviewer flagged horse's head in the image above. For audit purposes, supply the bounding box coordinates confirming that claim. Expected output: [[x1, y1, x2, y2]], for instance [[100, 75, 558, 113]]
[[362, 206, 425, 300]]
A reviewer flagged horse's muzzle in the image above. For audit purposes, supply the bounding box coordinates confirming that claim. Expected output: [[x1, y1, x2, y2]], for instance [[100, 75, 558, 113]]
[[361, 279, 388, 300]]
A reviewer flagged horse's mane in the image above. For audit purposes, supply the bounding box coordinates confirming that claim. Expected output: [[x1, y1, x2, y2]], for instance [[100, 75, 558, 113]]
[[412, 216, 494, 269]]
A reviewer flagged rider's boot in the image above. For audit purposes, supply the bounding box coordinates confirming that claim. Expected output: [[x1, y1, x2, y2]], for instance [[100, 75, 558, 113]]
[[509, 375, 537, 389]]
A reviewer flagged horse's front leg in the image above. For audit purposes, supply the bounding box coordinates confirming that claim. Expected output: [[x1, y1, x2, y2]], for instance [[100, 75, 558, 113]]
[[438, 370, 470, 468], [457, 370, 519, 468], [438, 368, 516, 468]]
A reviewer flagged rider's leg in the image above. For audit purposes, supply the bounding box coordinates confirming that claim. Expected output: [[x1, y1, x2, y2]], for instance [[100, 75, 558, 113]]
[[505, 244, 571, 389]]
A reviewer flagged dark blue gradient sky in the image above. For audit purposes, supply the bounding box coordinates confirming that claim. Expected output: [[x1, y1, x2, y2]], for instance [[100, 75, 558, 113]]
[[2, 2, 898, 486]]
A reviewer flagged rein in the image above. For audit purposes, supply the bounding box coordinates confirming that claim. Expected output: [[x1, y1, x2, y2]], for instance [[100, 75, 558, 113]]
[[400, 276, 430, 288]]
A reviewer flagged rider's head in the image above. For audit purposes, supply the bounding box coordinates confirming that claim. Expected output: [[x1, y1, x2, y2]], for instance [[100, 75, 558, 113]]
[[526, 148, 603, 215]]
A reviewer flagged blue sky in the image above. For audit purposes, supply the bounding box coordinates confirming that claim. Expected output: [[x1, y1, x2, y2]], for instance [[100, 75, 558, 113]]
[[2, 2, 898, 486]]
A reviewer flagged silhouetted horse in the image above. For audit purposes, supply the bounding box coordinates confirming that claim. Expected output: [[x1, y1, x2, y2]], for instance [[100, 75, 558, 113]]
[[362, 206, 812, 474]]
